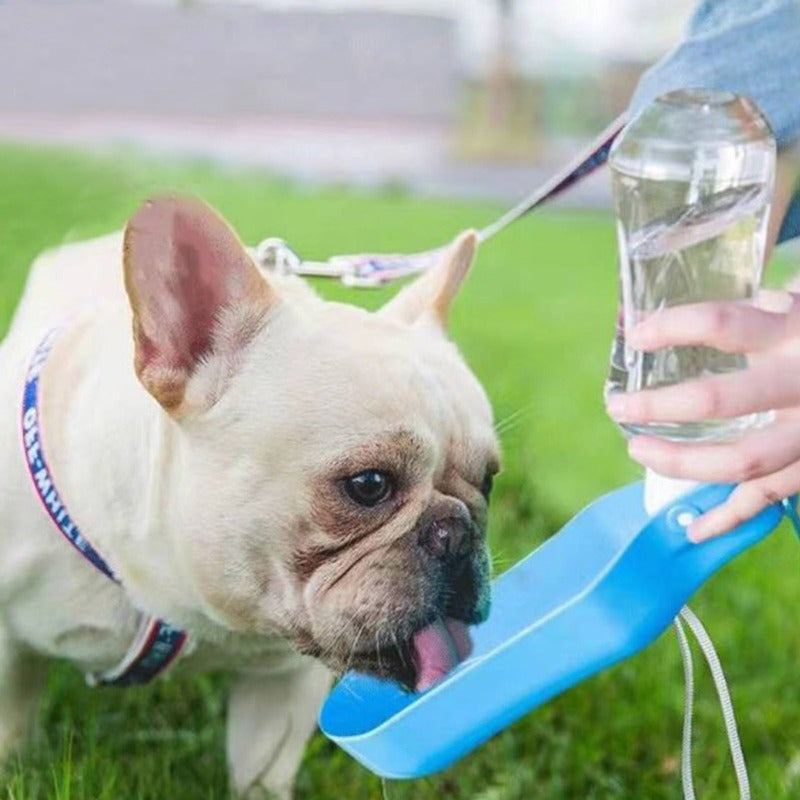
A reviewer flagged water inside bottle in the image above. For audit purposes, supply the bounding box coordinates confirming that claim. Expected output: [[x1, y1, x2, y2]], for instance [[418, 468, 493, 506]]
[[606, 176, 774, 442]]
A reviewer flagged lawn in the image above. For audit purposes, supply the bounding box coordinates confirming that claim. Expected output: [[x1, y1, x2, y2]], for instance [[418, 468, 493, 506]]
[[1, 141, 800, 800]]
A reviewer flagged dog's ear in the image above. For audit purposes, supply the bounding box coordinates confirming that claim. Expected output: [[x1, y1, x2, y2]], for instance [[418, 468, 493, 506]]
[[123, 195, 275, 415], [378, 230, 478, 328]]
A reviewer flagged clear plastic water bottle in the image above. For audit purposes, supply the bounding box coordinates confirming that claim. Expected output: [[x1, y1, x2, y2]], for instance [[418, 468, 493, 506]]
[[605, 89, 776, 443]]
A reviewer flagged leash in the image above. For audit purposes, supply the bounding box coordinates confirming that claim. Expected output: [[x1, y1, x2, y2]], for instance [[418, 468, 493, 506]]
[[21, 328, 188, 687], [255, 113, 628, 287]]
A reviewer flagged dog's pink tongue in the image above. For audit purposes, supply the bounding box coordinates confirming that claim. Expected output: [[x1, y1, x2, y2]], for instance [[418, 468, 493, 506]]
[[412, 618, 473, 693]]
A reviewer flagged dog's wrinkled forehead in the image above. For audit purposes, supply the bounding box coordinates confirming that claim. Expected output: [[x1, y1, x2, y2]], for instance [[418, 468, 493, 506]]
[[227, 299, 495, 456]]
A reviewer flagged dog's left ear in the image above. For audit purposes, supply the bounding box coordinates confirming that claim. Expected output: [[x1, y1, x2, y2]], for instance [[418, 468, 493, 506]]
[[123, 195, 275, 415], [379, 230, 478, 328]]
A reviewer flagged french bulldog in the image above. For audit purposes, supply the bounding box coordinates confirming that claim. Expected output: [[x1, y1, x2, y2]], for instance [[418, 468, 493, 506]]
[[0, 197, 499, 798]]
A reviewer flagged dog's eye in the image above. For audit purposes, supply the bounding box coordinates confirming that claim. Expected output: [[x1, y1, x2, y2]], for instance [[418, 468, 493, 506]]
[[343, 470, 394, 507], [481, 470, 494, 500]]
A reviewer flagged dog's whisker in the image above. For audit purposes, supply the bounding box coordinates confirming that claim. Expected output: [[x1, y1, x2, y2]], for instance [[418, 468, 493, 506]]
[[374, 604, 392, 675], [390, 627, 407, 670], [342, 623, 368, 677], [496, 418, 526, 439], [319, 623, 351, 664], [374, 628, 385, 675], [490, 547, 516, 572], [494, 402, 536, 435], [494, 411, 522, 432]]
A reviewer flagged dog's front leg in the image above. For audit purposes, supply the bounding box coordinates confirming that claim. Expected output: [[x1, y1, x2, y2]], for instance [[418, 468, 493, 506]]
[[227, 658, 331, 800], [0, 624, 47, 759]]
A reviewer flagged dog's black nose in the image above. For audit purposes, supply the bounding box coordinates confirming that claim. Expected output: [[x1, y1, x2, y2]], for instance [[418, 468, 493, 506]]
[[419, 514, 472, 560]]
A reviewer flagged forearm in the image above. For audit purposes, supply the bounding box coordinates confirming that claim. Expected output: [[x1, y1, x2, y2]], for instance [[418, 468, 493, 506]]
[[629, 0, 800, 247]]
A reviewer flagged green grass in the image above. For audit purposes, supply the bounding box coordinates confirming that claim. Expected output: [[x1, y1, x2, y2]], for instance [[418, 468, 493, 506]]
[[1, 141, 800, 800]]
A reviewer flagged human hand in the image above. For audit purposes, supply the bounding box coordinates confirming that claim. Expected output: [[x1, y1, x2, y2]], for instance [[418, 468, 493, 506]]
[[606, 292, 800, 541]]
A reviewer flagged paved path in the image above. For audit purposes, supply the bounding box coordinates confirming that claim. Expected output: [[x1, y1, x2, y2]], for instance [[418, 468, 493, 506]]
[[0, 113, 612, 208]]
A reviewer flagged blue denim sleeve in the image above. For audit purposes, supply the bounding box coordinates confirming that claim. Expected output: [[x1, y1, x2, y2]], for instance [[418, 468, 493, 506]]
[[628, 0, 800, 244]]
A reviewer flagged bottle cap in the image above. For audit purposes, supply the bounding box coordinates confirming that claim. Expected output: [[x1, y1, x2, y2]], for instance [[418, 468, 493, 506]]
[[610, 89, 774, 184]]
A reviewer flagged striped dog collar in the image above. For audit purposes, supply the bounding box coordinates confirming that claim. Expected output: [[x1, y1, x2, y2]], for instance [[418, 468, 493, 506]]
[[21, 328, 188, 687]]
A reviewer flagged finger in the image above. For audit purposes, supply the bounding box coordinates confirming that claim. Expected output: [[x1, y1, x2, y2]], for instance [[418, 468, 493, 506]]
[[687, 460, 800, 541], [755, 288, 795, 314], [628, 300, 794, 353], [606, 356, 800, 423], [627, 419, 800, 483]]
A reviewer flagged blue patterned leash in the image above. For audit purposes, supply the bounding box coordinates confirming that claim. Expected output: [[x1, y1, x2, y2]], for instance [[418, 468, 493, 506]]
[[256, 113, 628, 287]]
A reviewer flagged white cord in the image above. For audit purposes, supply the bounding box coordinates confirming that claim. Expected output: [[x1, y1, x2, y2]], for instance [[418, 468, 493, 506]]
[[674, 606, 751, 800], [674, 614, 697, 800]]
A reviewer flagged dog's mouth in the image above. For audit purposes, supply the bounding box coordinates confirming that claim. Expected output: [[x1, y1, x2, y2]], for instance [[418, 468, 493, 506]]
[[410, 617, 473, 691], [319, 616, 473, 693], [303, 552, 490, 691]]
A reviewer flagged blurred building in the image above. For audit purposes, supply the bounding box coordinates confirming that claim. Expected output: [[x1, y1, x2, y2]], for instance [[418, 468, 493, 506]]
[[0, 0, 696, 203], [0, 2, 457, 122]]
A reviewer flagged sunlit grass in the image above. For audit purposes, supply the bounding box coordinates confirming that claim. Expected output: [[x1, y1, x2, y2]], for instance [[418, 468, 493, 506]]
[[1, 140, 799, 799]]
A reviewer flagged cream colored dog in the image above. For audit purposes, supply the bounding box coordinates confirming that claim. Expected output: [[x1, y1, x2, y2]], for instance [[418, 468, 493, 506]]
[[0, 197, 499, 798]]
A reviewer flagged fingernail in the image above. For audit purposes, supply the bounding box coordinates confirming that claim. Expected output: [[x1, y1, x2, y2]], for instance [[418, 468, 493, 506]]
[[627, 324, 646, 348], [687, 520, 711, 543], [606, 394, 628, 419], [686, 527, 703, 544], [627, 437, 644, 458]]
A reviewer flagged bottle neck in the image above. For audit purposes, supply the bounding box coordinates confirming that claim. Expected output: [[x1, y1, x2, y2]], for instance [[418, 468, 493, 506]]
[[644, 469, 700, 516]]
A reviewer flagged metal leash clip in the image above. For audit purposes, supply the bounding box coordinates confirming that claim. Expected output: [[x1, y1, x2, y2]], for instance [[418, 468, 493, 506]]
[[255, 238, 305, 275], [255, 236, 440, 288]]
